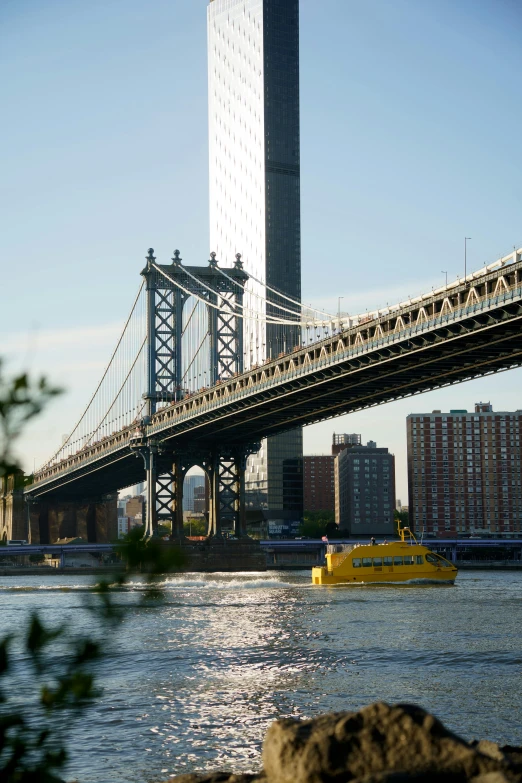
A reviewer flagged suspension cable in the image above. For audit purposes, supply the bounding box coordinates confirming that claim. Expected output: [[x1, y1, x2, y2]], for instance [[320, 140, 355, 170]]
[[242, 267, 335, 319], [181, 299, 199, 337], [42, 281, 145, 466], [181, 332, 209, 382], [216, 265, 334, 320], [84, 337, 147, 447], [152, 263, 332, 326]]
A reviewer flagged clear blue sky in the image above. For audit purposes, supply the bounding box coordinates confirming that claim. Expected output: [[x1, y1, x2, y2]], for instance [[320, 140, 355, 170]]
[[2, 0, 521, 498]]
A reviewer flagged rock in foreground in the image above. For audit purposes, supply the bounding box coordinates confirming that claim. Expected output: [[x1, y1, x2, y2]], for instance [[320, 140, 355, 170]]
[[170, 702, 522, 783]]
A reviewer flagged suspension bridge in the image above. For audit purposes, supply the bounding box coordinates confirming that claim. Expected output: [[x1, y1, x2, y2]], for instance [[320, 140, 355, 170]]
[[19, 244, 522, 543]]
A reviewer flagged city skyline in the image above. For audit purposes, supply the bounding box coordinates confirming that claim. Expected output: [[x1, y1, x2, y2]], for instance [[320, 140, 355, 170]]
[[2, 0, 521, 502]]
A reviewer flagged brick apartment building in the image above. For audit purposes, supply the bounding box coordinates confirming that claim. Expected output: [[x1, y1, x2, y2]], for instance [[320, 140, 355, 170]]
[[303, 456, 335, 512], [407, 402, 522, 537]]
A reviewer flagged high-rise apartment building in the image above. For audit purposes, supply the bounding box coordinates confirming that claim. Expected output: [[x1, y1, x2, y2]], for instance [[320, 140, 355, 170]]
[[183, 474, 206, 512], [303, 456, 335, 512], [193, 485, 206, 514], [407, 403, 522, 538], [207, 0, 302, 520], [335, 443, 396, 535]]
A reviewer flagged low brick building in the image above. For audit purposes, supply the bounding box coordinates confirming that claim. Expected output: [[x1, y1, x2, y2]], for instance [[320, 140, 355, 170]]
[[303, 456, 335, 512]]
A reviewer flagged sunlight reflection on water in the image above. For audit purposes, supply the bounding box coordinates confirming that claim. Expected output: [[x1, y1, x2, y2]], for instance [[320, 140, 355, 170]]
[[0, 570, 521, 783]]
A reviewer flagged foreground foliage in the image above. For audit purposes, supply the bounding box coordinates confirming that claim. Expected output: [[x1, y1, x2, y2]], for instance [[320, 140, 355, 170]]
[[0, 360, 61, 480], [0, 359, 184, 781], [0, 532, 184, 782]]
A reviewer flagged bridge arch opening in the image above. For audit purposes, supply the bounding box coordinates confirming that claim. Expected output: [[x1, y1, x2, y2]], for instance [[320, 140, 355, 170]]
[[183, 465, 208, 538]]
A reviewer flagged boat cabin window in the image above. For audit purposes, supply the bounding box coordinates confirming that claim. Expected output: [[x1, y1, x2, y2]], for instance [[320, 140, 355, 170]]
[[426, 552, 450, 566], [403, 556, 414, 566], [383, 557, 393, 566], [415, 555, 424, 564], [373, 557, 382, 567], [362, 558, 372, 567], [352, 558, 361, 568], [393, 556, 403, 566]]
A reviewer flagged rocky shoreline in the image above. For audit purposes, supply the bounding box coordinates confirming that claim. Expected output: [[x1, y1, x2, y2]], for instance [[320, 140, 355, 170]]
[[170, 702, 522, 783]]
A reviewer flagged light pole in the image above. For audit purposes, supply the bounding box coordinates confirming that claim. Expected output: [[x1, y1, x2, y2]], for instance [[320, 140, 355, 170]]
[[337, 296, 344, 331], [441, 270, 448, 287], [464, 237, 471, 283]]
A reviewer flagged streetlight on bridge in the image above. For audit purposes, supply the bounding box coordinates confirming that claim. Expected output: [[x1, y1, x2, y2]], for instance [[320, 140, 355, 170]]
[[464, 237, 472, 283]]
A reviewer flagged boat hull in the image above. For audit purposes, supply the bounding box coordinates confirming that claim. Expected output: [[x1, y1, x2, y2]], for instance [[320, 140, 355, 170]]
[[311, 566, 457, 585]]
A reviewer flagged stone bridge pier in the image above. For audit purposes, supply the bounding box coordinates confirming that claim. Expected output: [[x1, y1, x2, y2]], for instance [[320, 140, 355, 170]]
[[29, 495, 118, 544], [0, 473, 25, 543], [1, 476, 118, 545]]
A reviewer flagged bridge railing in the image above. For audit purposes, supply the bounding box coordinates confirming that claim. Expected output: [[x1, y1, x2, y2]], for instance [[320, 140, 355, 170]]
[[146, 276, 522, 431]]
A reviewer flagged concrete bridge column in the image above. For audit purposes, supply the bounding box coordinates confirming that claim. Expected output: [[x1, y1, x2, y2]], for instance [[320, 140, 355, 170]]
[[235, 452, 247, 539], [208, 452, 222, 538], [145, 447, 158, 539], [129, 434, 158, 538], [36, 503, 49, 544], [169, 457, 185, 541]]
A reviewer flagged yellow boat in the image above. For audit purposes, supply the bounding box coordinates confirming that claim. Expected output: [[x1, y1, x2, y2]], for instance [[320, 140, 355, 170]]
[[311, 526, 457, 585]]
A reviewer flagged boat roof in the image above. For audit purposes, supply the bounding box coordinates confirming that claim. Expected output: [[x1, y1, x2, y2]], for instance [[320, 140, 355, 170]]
[[326, 541, 431, 554]]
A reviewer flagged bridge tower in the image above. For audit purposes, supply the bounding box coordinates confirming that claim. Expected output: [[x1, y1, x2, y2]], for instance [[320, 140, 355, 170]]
[[131, 249, 257, 540]]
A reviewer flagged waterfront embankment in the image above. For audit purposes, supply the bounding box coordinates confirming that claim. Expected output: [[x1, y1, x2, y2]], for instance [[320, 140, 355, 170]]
[[1, 561, 521, 576]]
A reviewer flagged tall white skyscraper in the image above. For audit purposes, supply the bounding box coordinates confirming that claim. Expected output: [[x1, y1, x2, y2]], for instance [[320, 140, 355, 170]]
[[207, 0, 303, 518]]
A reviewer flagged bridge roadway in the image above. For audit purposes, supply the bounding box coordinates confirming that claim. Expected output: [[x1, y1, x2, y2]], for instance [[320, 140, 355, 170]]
[[29, 251, 522, 500], [0, 544, 114, 557], [2, 539, 521, 569]]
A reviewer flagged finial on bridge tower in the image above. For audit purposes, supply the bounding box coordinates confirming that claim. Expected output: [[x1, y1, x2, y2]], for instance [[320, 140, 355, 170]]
[[234, 253, 243, 270], [209, 251, 218, 268], [171, 249, 182, 266], [146, 248, 156, 264]]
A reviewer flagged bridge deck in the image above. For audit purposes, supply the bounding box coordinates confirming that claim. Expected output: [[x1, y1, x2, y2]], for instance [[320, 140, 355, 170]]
[[29, 254, 522, 499]]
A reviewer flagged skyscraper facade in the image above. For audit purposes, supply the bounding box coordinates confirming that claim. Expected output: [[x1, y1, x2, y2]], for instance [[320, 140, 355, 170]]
[[407, 403, 522, 538], [183, 474, 206, 512], [207, 0, 302, 518]]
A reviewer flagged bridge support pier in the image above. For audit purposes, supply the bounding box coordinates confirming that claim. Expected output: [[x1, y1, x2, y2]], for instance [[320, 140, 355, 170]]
[[159, 456, 185, 541], [129, 434, 259, 541], [23, 494, 117, 544], [129, 434, 159, 539], [145, 445, 158, 539], [207, 445, 258, 539]]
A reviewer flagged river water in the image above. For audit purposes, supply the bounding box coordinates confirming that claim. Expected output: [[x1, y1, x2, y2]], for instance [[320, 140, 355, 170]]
[[1, 569, 521, 782]]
